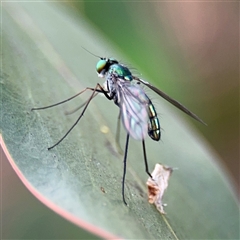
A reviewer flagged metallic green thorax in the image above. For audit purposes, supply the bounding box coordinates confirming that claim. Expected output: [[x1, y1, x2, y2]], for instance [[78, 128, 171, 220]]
[[109, 64, 133, 81]]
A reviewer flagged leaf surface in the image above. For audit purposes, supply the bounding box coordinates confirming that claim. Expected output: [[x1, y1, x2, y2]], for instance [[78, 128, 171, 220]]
[[1, 2, 239, 239]]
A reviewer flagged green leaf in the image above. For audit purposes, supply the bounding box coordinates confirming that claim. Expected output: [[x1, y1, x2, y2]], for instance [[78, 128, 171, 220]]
[[1, 2, 239, 239]]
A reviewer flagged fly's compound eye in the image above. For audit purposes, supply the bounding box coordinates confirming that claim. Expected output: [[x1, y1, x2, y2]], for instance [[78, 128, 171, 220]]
[[96, 58, 119, 77], [96, 59, 107, 76]]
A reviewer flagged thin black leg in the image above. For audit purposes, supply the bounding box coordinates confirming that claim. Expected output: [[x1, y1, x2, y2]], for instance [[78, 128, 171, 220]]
[[122, 133, 130, 205], [142, 140, 152, 178], [65, 93, 99, 115], [47, 84, 111, 150], [31, 87, 104, 111], [115, 111, 123, 154]]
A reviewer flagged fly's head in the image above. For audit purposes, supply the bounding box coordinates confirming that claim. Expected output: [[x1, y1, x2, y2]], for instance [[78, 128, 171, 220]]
[[96, 58, 118, 78]]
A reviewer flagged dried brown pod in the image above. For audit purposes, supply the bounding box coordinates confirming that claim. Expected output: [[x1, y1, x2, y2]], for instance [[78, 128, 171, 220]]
[[146, 163, 173, 214]]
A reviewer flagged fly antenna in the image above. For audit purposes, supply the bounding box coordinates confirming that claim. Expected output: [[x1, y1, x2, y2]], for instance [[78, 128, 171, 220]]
[[81, 46, 101, 59]]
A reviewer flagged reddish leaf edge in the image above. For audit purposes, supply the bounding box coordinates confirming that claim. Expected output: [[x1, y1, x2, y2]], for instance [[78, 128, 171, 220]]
[[0, 134, 122, 240]]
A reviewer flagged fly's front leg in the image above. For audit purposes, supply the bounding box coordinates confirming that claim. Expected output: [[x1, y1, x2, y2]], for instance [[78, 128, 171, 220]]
[[32, 84, 110, 150], [47, 84, 111, 150], [65, 92, 99, 115]]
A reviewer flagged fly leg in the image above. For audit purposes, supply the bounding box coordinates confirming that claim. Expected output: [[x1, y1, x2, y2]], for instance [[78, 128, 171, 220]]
[[48, 84, 112, 149], [122, 133, 130, 205], [115, 111, 123, 155], [32, 83, 112, 150], [31, 88, 101, 111], [65, 93, 99, 115], [142, 140, 152, 178]]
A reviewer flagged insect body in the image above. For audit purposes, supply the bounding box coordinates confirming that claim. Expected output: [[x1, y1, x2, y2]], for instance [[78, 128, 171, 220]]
[[32, 56, 205, 205], [97, 58, 160, 142]]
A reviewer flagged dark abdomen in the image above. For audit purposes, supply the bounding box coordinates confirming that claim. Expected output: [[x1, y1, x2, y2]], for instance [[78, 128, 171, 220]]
[[147, 101, 161, 141]]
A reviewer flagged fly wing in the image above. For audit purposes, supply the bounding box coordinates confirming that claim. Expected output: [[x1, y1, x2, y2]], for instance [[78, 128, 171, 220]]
[[118, 82, 149, 140], [133, 76, 207, 125]]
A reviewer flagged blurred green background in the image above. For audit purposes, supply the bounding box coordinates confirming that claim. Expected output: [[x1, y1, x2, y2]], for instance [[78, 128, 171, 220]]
[[69, 1, 239, 192], [2, 1, 239, 239]]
